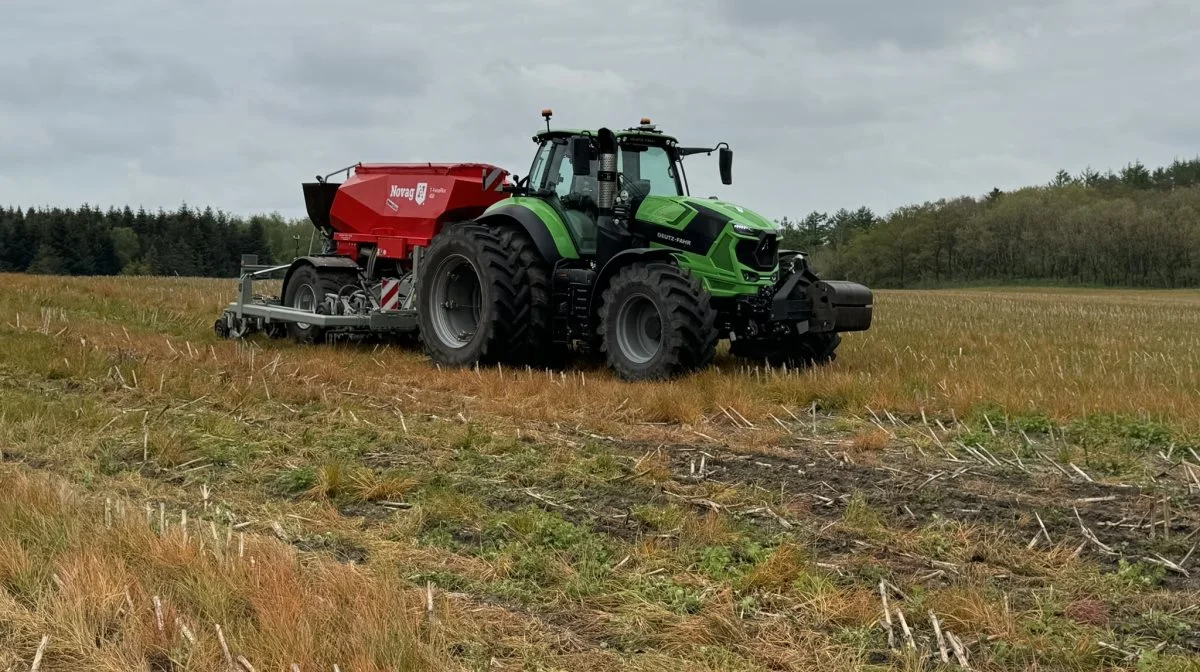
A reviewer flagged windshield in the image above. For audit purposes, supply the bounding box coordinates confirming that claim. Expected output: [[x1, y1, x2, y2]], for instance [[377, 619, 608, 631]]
[[619, 145, 683, 197]]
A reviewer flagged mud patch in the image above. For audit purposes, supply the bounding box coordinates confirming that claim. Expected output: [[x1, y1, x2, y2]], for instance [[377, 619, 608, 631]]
[[606, 435, 1200, 590], [292, 533, 369, 564]]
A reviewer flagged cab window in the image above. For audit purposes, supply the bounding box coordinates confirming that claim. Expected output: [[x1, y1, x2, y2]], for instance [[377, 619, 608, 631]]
[[544, 140, 598, 204], [527, 142, 553, 189], [552, 145, 575, 199], [541, 139, 599, 255], [618, 145, 681, 197]]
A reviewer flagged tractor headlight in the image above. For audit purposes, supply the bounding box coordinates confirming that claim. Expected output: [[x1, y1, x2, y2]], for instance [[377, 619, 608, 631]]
[[731, 223, 758, 237]]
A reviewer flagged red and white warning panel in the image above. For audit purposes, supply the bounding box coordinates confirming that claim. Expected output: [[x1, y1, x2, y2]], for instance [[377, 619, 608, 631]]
[[380, 277, 401, 311]]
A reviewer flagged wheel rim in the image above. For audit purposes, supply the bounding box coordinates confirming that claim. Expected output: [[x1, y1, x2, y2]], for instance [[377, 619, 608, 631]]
[[429, 254, 483, 349], [615, 294, 663, 364], [291, 283, 318, 330]]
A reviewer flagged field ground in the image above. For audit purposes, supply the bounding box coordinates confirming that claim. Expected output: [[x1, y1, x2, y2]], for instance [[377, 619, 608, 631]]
[[1, 273, 1198, 671]]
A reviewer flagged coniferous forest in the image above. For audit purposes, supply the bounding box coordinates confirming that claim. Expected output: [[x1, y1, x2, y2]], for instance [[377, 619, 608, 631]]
[[0, 205, 311, 278], [3, 157, 1200, 287]]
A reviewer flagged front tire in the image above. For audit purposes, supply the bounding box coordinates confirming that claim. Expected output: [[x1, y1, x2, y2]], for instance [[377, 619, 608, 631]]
[[599, 263, 717, 381]]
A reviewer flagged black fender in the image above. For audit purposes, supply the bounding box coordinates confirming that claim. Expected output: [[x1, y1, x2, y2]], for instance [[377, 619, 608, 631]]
[[587, 248, 680, 318], [281, 255, 361, 295], [476, 206, 565, 266]]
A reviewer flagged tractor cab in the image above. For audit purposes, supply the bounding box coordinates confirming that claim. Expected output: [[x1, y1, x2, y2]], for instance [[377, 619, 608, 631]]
[[525, 118, 691, 256]]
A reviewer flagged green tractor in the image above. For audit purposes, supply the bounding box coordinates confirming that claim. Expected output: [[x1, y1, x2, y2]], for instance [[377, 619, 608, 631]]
[[418, 112, 873, 379]]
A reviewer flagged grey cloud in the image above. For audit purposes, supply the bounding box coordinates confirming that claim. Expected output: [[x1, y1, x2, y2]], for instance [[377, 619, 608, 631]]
[[0, 43, 210, 168], [273, 34, 428, 100], [45, 112, 175, 161], [1, 0, 1198, 223], [717, 0, 1056, 49], [0, 45, 218, 110], [251, 32, 434, 133]]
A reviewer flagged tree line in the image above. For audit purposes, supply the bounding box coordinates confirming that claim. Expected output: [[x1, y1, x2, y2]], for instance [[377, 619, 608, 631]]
[[0, 205, 312, 277], [3, 156, 1200, 287], [782, 157, 1200, 288]]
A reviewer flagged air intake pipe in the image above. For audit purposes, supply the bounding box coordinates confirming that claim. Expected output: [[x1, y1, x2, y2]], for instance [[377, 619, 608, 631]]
[[594, 128, 627, 266]]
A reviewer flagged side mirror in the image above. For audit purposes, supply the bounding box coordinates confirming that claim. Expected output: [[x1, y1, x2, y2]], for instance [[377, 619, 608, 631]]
[[719, 147, 733, 185], [572, 138, 593, 176]]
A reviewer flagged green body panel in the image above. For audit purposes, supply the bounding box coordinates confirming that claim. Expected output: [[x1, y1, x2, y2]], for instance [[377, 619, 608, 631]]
[[482, 198, 580, 259], [634, 197, 692, 229], [663, 248, 776, 298], [680, 197, 777, 232], [635, 196, 775, 233], [635, 196, 779, 299]]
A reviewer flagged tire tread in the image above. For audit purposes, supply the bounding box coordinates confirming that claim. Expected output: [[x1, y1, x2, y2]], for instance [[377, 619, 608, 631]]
[[599, 262, 717, 380], [418, 223, 551, 367]]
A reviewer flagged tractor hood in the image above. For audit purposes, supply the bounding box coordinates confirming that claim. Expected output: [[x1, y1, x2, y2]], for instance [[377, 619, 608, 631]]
[[678, 197, 778, 233], [635, 195, 779, 237]]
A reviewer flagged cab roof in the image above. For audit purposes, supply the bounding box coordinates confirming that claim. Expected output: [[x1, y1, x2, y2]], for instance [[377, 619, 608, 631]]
[[533, 127, 679, 144]]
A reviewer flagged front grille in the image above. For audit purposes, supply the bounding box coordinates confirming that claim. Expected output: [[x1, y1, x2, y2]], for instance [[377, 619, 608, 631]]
[[735, 233, 778, 272]]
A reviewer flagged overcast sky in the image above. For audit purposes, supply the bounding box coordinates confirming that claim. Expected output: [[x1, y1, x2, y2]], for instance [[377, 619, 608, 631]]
[[2, 0, 1198, 223]]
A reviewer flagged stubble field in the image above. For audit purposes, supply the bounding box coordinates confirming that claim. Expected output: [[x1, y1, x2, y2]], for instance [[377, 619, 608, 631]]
[[0, 273, 1198, 671]]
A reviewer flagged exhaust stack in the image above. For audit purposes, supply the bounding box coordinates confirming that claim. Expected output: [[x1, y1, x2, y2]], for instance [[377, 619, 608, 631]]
[[594, 128, 626, 265]]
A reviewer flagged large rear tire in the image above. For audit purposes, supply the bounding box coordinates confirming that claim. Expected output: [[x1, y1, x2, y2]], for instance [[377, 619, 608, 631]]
[[282, 265, 358, 344], [599, 263, 717, 381], [507, 228, 560, 368], [417, 223, 549, 367]]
